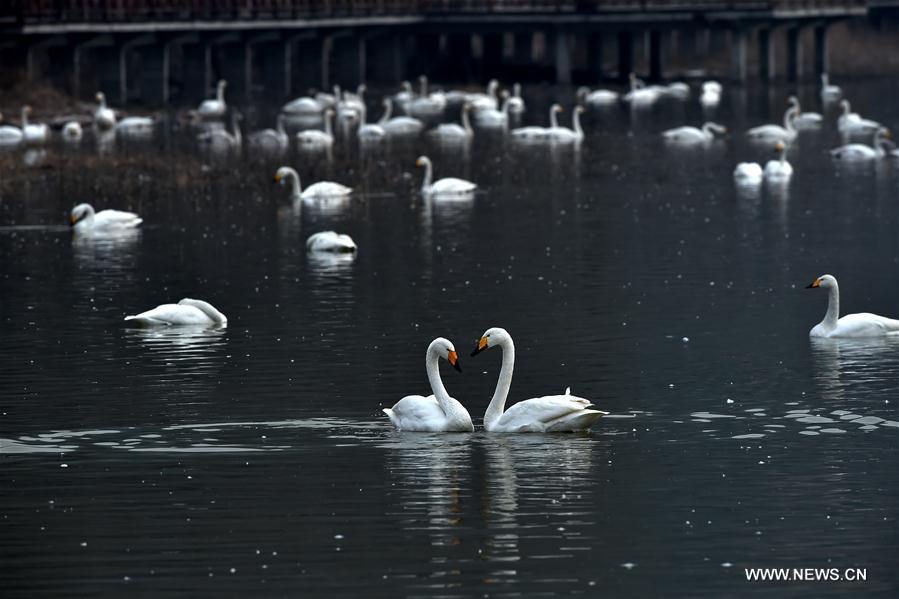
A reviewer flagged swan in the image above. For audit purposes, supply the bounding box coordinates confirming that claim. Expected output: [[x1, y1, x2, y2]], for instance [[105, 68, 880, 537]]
[[820, 73, 842, 103], [733, 161, 763, 184], [247, 115, 289, 155], [196, 112, 241, 154], [94, 92, 116, 129], [506, 83, 525, 115], [0, 113, 24, 146], [409, 75, 446, 120], [427, 103, 473, 142], [747, 104, 798, 144], [357, 99, 389, 142], [379, 100, 424, 137], [281, 95, 324, 129], [314, 86, 340, 110], [115, 116, 155, 138], [472, 92, 511, 130], [830, 127, 891, 161], [383, 337, 473, 432], [837, 99, 880, 136], [416, 155, 476, 196], [787, 96, 823, 129], [62, 121, 83, 142], [623, 73, 661, 106], [764, 141, 793, 181], [306, 231, 357, 253], [274, 166, 352, 200], [576, 86, 619, 107], [20, 106, 48, 145], [664, 81, 690, 99], [807, 274, 899, 338], [296, 109, 334, 150], [470, 327, 606, 433], [510, 103, 561, 140], [70, 203, 142, 234], [546, 106, 585, 143], [700, 81, 722, 107], [342, 84, 367, 117], [663, 122, 727, 144], [467, 79, 500, 113], [392, 81, 415, 114], [125, 298, 227, 327], [197, 80, 227, 119]]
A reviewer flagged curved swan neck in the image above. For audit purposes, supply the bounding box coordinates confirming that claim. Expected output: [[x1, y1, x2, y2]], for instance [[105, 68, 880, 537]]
[[549, 107, 559, 129], [425, 344, 454, 414], [461, 106, 472, 135], [420, 159, 433, 193], [784, 107, 797, 132], [21, 107, 29, 127], [379, 100, 392, 124], [231, 114, 242, 144], [287, 168, 302, 198], [822, 282, 840, 328], [217, 81, 225, 103], [98, 94, 107, 110], [484, 336, 515, 429], [419, 77, 428, 96], [573, 109, 583, 137]]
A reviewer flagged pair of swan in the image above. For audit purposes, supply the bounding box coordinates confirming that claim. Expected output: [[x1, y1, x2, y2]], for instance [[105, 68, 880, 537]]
[[837, 99, 881, 137], [807, 275, 899, 338], [747, 103, 798, 143], [510, 105, 583, 143], [733, 141, 792, 184], [198, 80, 227, 119], [426, 103, 473, 142], [125, 298, 227, 326], [416, 156, 477, 197], [248, 115, 289, 155], [384, 328, 606, 433], [94, 92, 116, 129], [71, 203, 143, 234], [830, 127, 891, 161], [662, 122, 727, 144], [274, 166, 352, 200]]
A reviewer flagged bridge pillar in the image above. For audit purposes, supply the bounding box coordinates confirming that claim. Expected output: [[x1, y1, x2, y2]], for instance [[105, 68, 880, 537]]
[[483, 33, 503, 80], [814, 24, 829, 76], [246, 33, 281, 100], [618, 31, 634, 80], [786, 26, 802, 82], [554, 29, 572, 84], [331, 34, 365, 90], [757, 28, 774, 80], [587, 32, 604, 81], [182, 42, 211, 105], [730, 28, 748, 82], [514, 32, 533, 64], [413, 33, 440, 80], [648, 30, 664, 81]]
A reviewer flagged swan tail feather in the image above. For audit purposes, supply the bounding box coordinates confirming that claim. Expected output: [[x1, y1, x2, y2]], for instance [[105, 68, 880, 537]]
[[382, 408, 400, 429], [546, 409, 605, 432]]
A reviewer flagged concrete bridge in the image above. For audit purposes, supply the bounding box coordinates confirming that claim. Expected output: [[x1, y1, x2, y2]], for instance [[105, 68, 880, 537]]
[[0, 1, 891, 106]]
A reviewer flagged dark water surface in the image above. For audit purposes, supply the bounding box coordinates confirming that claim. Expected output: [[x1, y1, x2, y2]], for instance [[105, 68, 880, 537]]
[[2, 81, 898, 597]]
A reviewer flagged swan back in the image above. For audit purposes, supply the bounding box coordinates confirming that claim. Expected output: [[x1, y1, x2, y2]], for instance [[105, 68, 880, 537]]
[[178, 298, 228, 324]]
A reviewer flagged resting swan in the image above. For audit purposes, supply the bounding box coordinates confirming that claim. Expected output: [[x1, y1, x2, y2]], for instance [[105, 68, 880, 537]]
[[94, 92, 116, 129], [830, 127, 891, 161], [427, 103, 473, 141], [274, 166, 352, 200], [0, 113, 23, 146], [306, 231, 357, 253], [576, 86, 619, 107], [837, 99, 881, 136], [807, 274, 899, 338], [71, 203, 142, 234], [470, 327, 606, 432], [62, 121, 83, 142], [747, 104, 798, 144], [247, 115, 289, 155], [125, 298, 227, 326], [663, 122, 727, 144], [820, 74, 842, 103], [787, 96, 823, 129], [764, 141, 793, 181], [198, 80, 227, 119], [21, 106, 48, 145], [383, 337, 473, 432], [416, 155, 477, 197]]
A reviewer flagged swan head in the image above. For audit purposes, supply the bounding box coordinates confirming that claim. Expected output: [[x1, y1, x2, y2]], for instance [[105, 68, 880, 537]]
[[274, 166, 297, 186], [471, 327, 510, 356], [70, 203, 95, 225], [551, 104, 563, 114], [788, 95, 799, 107], [95, 92, 105, 103], [806, 274, 837, 290], [429, 337, 461, 372], [415, 155, 431, 169], [217, 79, 227, 89], [839, 99, 850, 110]]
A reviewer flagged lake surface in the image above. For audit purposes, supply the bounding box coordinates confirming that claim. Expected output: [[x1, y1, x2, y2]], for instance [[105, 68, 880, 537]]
[[1, 80, 898, 597]]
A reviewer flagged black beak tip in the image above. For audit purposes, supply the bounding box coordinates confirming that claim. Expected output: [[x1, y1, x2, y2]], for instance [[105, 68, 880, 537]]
[[805, 283, 816, 289], [453, 361, 462, 373], [470, 346, 480, 357]]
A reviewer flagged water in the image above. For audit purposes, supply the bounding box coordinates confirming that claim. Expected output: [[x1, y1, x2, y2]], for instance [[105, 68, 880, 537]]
[[1, 81, 898, 597]]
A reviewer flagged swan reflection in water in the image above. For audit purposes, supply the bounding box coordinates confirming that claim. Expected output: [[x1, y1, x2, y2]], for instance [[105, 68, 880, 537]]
[[72, 228, 141, 282], [810, 336, 899, 403], [122, 325, 228, 395]]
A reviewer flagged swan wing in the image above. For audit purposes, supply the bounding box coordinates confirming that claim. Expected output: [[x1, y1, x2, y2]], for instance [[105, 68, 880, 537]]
[[832, 313, 899, 337], [830, 144, 876, 161], [94, 209, 142, 229], [384, 395, 450, 432], [747, 125, 787, 139], [431, 178, 476, 193], [302, 182, 353, 198], [494, 394, 598, 432], [124, 304, 211, 326]]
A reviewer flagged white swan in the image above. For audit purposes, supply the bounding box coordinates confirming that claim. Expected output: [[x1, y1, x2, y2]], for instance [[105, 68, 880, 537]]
[[506, 83, 525, 115], [830, 127, 891, 161], [733, 161, 763, 184], [700, 81, 722, 107], [416, 155, 476, 197], [764, 141, 793, 181], [546, 106, 585, 143], [820, 73, 842, 103], [274, 166, 352, 200], [70, 203, 142, 234], [21, 106, 48, 145], [0, 113, 23, 146], [115, 116, 155, 138], [383, 337, 473, 432], [94, 92, 116, 129], [427, 103, 473, 142], [472, 92, 511, 130], [807, 274, 899, 338], [664, 81, 690, 99], [306, 231, 357, 253], [510, 104, 561, 141], [787, 96, 823, 129], [409, 75, 447, 120], [624, 73, 661, 106], [314, 86, 340, 110], [576, 86, 619, 107], [125, 298, 227, 327], [467, 79, 500, 113], [837, 99, 881, 136], [380, 99, 424, 137], [62, 121, 83, 142], [198, 80, 227, 119], [747, 104, 798, 144], [663, 122, 727, 144], [357, 99, 389, 142], [196, 112, 241, 154], [392, 81, 415, 114], [248, 115, 289, 155], [282, 95, 322, 116], [470, 327, 606, 432], [296, 109, 334, 150]]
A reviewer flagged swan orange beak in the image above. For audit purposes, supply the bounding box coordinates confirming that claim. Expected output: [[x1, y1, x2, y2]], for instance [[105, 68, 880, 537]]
[[471, 336, 488, 357], [806, 278, 821, 289], [70, 214, 78, 225], [415, 158, 423, 167], [448, 350, 462, 373]]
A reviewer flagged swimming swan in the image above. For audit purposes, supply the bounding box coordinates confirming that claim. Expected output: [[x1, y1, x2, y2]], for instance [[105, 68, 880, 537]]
[[577, 86, 619, 107], [820, 74, 842, 103], [198, 80, 227, 119], [470, 327, 606, 432], [837, 99, 881, 136], [830, 127, 891, 161], [296, 109, 335, 150], [125, 298, 227, 326], [663, 122, 727, 144], [764, 141, 793, 181], [274, 166, 352, 200], [806, 274, 899, 338], [787, 96, 823, 128], [747, 104, 798, 143], [70, 203, 142, 234], [427, 103, 473, 141], [21, 106, 48, 145], [0, 113, 24, 146], [416, 155, 477, 196], [306, 231, 357, 253], [383, 337, 473, 432]]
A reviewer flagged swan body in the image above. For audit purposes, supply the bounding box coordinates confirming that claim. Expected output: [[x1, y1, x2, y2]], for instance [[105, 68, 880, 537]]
[[125, 298, 227, 327], [546, 106, 585, 143], [785, 96, 822, 129], [473, 93, 511, 130], [733, 162, 763, 183], [764, 141, 793, 181], [94, 92, 116, 129], [427, 103, 473, 141], [837, 100, 881, 136], [416, 155, 476, 197], [274, 166, 352, 201], [20, 106, 48, 145], [62, 121, 83, 142], [807, 274, 899, 338], [820, 74, 842, 103], [577, 86, 619, 107], [506, 83, 525, 114], [747, 105, 798, 143], [830, 127, 890, 161], [383, 337, 472, 432], [306, 231, 357, 253], [665, 81, 690, 99], [663, 122, 726, 144], [115, 116, 155, 138], [248, 115, 289, 155], [70, 203, 142, 234], [0, 116, 23, 146], [282, 96, 322, 115], [198, 80, 227, 119], [467, 80, 500, 113], [624, 74, 661, 106], [409, 76, 447, 120], [471, 327, 606, 433], [196, 113, 241, 154], [296, 109, 334, 150]]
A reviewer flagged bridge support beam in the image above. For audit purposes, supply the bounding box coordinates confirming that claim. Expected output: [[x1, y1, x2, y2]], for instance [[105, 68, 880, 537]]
[[648, 30, 663, 81], [554, 29, 572, 84], [246, 33, 281, 100], [514, 32, 532, 64], [618, 31, 634, 79], [814, 24, 829, 77], [786, 26, 802, 82], [730, 28, 748, 82], [587, 32, 604, 81], [182, 42, 211, 105], [757, 28, 773, 80]]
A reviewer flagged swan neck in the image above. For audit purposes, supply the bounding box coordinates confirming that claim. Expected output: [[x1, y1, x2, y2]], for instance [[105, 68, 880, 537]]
[[217, 82, 225, 103], [461, 107, 472, 134], [784, 107, 796, 132], [21, 108, 28, 127], [421, 160, 432, 193], [324, 112, 333, 137], [823, 283, 840, 328], [425, 348, 453, 414], [276, 115, 286, 136], [550, 108, 558, 129], [232, 114, 241, 144], [290, 170, 302, 198], [484, 337, 514, 429], [379, 101, 392, 124], [573, 110, 583, 137]]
